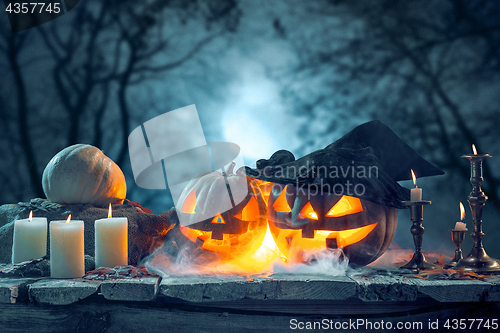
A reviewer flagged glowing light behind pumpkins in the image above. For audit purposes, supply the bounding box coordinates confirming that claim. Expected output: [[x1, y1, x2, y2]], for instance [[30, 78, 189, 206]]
[[221, 65, 302, 165]]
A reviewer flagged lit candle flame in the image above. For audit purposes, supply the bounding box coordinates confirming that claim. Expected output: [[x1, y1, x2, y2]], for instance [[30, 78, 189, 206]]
[[472, 144, 477, 155], [460, 202, 465, 221], [411, 169, 417, 186], [29, 210, 33, 222], [66, 214, 72, 223], [108, 203, 112, 219]]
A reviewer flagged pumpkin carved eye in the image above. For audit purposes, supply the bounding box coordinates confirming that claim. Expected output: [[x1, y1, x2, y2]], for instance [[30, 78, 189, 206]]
[[326, 196, 363, 217], [234, 196, 259, 221], [211, 213, 225, 224], [272, 186, 292, 212], [181, 189, 199, 214], [298, 202, 318, 220]]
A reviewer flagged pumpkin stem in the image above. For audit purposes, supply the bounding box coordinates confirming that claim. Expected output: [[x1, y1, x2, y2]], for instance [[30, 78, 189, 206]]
[[236, 167, 246, 177], [225, 162, 236, 176]]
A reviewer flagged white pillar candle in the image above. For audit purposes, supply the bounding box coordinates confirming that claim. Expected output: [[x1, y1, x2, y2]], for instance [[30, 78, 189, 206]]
[[410, 187, 422, 201], [410, 169, 422, 201], [50, 217, 84, 278], [95, 205, 128, 268], [12, 211, 47, 264]]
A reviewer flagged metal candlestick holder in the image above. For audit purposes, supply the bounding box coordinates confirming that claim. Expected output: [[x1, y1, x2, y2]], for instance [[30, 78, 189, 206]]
[[443, 229, 466, 269], [400, 200, 440, 272], [452, 153, 500, 274]]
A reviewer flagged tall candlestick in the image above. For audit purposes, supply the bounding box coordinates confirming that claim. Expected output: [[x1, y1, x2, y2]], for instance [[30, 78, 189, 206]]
[[50, 215, 85, 278], [410, 169, 422, 201], [12, 211, 47, 264], [453, 144, 500, 274], [95, 204, 128, 268]]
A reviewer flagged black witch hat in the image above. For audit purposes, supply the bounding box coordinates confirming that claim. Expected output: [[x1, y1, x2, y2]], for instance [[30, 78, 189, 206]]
[[244, 120, 444, 209]]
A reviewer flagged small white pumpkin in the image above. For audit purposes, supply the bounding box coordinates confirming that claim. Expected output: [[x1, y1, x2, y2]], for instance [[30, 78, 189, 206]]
[[42, 144, 127, 206]]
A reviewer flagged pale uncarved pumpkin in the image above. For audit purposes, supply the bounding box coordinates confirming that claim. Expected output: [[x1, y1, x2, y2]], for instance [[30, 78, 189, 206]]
[[42, 144, 126, 206]]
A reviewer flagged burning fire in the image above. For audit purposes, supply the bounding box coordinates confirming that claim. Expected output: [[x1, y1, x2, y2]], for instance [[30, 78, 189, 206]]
[[146, 179, 353, 276], [472, 144, 477, 155], [460, 202, 465, 221], [148, 216, 356, 276], [174, 221, 288, 275]]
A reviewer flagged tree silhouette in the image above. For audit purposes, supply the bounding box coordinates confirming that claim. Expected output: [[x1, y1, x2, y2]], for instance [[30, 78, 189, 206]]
[[0, 0, 240, 206], [274, 0, 500, 212]]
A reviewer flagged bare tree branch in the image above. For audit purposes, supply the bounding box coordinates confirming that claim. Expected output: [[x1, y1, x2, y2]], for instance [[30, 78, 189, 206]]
[[7, 33, 44, 198]]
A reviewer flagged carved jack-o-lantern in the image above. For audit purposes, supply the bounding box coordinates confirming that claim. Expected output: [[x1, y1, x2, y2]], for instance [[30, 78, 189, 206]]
[[177, 164, 267, 259], [245, 120, 445, 267], [267, 183, 398, 266]]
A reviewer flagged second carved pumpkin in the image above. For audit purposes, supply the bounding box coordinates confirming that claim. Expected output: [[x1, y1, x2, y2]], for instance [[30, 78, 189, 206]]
[[267, 183, 398, 266]]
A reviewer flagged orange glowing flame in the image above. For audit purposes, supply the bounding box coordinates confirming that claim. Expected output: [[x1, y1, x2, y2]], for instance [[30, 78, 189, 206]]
[[66, 214, 72, 223], [178, 221, 285, 275], [170, 214, 378, 276], [231, 223, 287, 273], [411, 169, 417, 186], [472, 144, 477, 155], [460, 202, 465, 221], [108, 203, 113, 218], [172, 190, 373, 276], [28, 210, 33, 222]]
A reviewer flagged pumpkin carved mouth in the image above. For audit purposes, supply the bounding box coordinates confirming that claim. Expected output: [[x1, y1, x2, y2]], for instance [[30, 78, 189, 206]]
[[265, 181, 398, 266], [311, 223, 377, 248], [268, 222, 377, 252]]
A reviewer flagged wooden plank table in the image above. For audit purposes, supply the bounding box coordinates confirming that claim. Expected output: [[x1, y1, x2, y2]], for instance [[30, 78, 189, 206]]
[[1, 270, 500, 332]]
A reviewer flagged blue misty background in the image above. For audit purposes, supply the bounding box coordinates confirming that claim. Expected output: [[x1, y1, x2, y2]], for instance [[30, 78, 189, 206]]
[[1, 0, 500, 259]]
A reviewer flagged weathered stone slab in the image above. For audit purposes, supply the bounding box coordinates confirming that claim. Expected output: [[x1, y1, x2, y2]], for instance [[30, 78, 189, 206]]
[[29, 278, 101, 305], [350, 274, 418, 301], [161, 275, 259, 302], [0, 256, 95, 278], [0, 257, 50, 278], [483, 276, 500, 301], [160, 274, 356, 302], [0, 278, 40, 303], [272, 273, 356, 300], [410, 278, 490, 302], [100, 276, 160, 301]]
